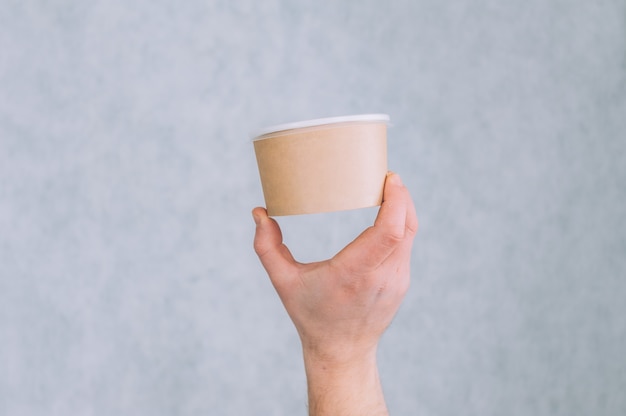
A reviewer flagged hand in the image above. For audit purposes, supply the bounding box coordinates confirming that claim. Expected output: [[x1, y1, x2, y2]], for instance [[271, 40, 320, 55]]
[[252, 172, 417, 415]]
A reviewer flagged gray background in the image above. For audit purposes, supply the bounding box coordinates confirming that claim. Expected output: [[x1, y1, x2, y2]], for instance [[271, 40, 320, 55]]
[[1, 0, 625, 415]]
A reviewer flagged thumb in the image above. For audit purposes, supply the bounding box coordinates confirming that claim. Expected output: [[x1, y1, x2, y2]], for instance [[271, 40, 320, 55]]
[[333, 173, 412, 271], [252, 207, 298, 284]]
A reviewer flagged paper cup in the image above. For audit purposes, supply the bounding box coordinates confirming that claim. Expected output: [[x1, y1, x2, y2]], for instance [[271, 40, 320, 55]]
[[252, 114, 389, 216]]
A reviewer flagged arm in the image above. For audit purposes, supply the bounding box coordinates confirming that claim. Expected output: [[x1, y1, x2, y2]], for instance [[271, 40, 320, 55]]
[[252, 173, 418, 416]]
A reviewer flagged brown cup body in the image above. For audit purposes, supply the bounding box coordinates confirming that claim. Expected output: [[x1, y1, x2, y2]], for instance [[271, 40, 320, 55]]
[[254, 121, 387, 216]]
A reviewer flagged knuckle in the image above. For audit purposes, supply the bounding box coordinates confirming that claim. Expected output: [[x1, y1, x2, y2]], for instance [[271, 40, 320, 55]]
[[253, 239, 267, 257], [380, 230, 404, 248], [406, 217, 419, 237]]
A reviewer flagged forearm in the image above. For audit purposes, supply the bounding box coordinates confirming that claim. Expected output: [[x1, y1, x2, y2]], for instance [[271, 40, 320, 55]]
[[303, 348, 388, 416]]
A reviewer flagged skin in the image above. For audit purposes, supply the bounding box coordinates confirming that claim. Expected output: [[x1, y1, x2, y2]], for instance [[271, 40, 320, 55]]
[[252, 172, 418, 416]]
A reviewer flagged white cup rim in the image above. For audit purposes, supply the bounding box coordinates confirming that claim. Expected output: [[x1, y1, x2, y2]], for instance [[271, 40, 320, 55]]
[[251, 113, 390, 140]]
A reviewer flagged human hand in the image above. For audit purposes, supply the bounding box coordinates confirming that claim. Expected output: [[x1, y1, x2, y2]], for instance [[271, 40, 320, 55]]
[[252, 172, 417, 415]]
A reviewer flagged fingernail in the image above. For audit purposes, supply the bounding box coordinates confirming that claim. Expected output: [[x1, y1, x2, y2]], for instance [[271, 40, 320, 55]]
[[252, 210, 261, 225], [388, 172, 403, 186]]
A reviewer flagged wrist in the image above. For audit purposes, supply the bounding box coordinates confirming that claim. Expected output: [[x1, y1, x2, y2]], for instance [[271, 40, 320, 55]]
[[303, 346, 388, 416], [302, 343, 378, 371]]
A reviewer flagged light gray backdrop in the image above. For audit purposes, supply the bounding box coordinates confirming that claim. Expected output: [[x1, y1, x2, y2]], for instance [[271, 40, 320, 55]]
[[1, 1, 625, 415]]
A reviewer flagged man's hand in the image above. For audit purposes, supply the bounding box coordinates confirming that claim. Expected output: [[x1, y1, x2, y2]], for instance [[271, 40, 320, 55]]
[[252, 172, 418, 416]]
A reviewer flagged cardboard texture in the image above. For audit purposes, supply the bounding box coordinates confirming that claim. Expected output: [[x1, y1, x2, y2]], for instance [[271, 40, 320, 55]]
[[254, 121, 387, 216]]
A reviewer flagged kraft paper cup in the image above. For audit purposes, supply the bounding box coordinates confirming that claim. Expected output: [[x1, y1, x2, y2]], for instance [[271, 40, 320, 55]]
[[252, 114, 389, 216]]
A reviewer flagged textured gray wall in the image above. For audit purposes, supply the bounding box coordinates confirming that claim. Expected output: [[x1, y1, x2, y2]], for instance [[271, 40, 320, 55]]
[[1, 1, 625, 415]]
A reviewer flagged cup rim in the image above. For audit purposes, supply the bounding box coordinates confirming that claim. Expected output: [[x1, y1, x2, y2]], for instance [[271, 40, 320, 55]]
[[251, 113, 390, 140]]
